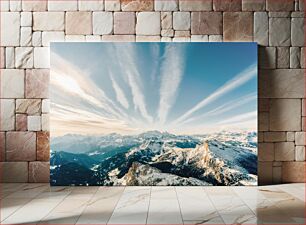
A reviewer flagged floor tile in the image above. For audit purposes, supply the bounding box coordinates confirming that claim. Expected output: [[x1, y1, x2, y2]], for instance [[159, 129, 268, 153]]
[[176, 187, 217, 221], [76, 187, 124, 224], [0, 198, 32, 222], [147, 187, 182, 224], [2, 198, 63, 224], [107, 187, 150, 224]]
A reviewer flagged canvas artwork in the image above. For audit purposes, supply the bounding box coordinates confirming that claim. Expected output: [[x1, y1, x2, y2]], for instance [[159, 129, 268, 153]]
[[50, 43, 258, 186]]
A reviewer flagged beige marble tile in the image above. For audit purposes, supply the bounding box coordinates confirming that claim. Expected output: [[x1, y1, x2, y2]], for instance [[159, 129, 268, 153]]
[[76, 187, 124, 224], [2, 198, 63, 224], [108, 187, 150, 224], [176, 187, 216, 221], [0, 198, 32, 221], [147, 187, 182, 224]]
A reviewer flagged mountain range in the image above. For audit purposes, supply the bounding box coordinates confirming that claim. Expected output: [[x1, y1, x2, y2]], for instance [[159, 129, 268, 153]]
[[50, 130, 257, 186]]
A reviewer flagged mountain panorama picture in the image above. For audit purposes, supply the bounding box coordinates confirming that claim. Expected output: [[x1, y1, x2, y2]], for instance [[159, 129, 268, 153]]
[[50, 43, 258, 186]]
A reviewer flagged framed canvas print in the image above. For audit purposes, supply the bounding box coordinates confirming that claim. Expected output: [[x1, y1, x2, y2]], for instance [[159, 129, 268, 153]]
[[50, 43, 258, 186]]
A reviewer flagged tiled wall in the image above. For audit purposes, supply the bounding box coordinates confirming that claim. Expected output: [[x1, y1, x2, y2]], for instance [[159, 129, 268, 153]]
[[0, 0, 305, 184]]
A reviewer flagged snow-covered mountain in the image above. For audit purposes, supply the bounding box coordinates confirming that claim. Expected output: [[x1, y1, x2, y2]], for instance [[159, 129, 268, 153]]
[[50, 131, 257, 186]]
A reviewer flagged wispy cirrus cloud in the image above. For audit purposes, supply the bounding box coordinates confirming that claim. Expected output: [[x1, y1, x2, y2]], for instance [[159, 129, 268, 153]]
[[180, 92, 257, 125], [50, 52, 129, 121], [217, 111, 257, 125], [157, 45, 185, 125], [173, 64, 257, 124], [110, 72, 129, 109], [114, 44, 153, 123], [51, 103, 138, 137]]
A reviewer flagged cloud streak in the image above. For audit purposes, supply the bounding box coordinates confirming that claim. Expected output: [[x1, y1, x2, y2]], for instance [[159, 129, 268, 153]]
[[110, 73, 129, 109], [217, 111, 257, 125], [158, 45, 185, 125], [173, 64, 257, 124], [180, 92, 257, 125], [114, 44, 153, 123]]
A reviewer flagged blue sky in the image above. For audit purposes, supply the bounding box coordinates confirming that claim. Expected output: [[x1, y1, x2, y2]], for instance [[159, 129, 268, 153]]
[[50, 43, 257, 136]]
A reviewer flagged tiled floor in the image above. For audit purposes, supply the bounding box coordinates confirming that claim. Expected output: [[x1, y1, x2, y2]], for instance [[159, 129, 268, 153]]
[[0, 183, 305, 224]]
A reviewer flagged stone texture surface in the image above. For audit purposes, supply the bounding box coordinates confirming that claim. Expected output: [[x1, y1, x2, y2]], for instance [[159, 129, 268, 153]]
[[223, 12, 253, 42], [33, 12, 65, 31], [48, 0, 77, 11], [78, 0, 104, 11], [105, 0, 120, 11], [37, 131, 50, 161], [0, 47, 6, 69], [259, 112, 269, 131], [0, 69, 24, 98], [266, 0, 294, 11], [6, 132, 36, 161], [0, 100, 15, 131], [291, 18, 304, 47], [191, 35, 208, 42], [32, 32, 42, 47], [0, 162, 28, 182], [5, 47, 15, 69], [93, 12, 113, 35], [66, 12, 92, 35], [270, 99, 301, 131], [276, 47, 290, 68], [27, 116, 41, 131], [15, 47, 33, 68], [41, 114, 49, 131], [259, 69, 304, 98], [136, 12, 160, 35], [173, 12, 190, 30], [16, 114, 27, 131], [295, 146, 305, 161], [287, 132, 295, 142], [25, 69, 49, 98], [275, 142, 295, 161], [264, 132, 286, 142], [259, 47, 276, 69], [179, 0, 212, 11], [21, 12, 32, 27], [20, 27, 32, 47], [254, 12, 268, 46], [0, 132, 5, 161], [102, 35, 135, 42], [269, 18, 291, 46], [295, 132, 305, 146], [191, 12, 222, 35], [290, 47, 301, 69], [258, 162, 273, 185], [121, 0, 154, 11], [161, 12, 172, 29], [282, 162, 306, 182], [114, 12, 135, 34], [34, 47, 50, 68], [29, 161, 50, 183], [42, 100, 50, 113], [1, 12, 20, 46], [258, 143, 274, 161], [16, 99, 41, 115], [22, 0, 47, 11], [42, 32, 65, 46], [156, 0, 178, 11], [213, 0, 242, 11], [242, 0, 265, 11]]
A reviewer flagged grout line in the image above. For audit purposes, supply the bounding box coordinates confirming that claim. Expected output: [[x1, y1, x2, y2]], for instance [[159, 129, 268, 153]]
[[145, 186, 152, 225], [37, 186, 74, 223], [75, 186, 100, 224], [105, 186, 126, 225], [174, 186, 185, 224]]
